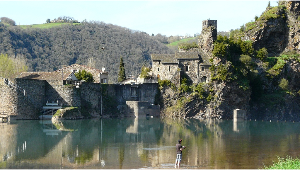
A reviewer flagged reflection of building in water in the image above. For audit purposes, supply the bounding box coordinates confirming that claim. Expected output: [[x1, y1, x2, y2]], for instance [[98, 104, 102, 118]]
[[126, 118, 139, 133], [233, 120, 247, 132], [0, 123, 18, 163]]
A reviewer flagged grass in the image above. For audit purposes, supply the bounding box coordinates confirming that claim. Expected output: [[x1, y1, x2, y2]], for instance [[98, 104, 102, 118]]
[[264, 156, 300, 169], [167, 37, 197, 47], [19, 22, 81, 29]]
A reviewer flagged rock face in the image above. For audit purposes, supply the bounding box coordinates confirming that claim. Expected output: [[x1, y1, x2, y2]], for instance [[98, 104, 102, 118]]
[[243, 6, 288, 56], [244, 1, 300, 55], [215, 82, 251, 119]]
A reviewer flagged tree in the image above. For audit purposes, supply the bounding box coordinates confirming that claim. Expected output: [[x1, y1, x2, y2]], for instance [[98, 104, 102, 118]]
[[256, 48, 268, 60], [118, 57, 126, 82], [0, 17, 16, 26], [239, 55, 252, 68], [74, 70, 94, 82], [0, 54, 28, 80], [140, 66, 150, 78], [46, 19, 50, 23]]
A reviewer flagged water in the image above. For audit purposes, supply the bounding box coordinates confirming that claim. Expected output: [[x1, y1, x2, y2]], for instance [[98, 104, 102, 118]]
[[0, 118, 300, 169]]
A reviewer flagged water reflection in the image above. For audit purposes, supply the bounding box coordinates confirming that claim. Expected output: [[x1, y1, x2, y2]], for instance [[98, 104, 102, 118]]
[[0, 118, 300, 169]]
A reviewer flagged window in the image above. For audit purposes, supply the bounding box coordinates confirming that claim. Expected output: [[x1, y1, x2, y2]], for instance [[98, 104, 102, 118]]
[[185, 66, 189, 72], [101, 78, 107, 83], [169, 66, 171, 71], [158, 68, 159, 71], [201, 66, 205, 71]]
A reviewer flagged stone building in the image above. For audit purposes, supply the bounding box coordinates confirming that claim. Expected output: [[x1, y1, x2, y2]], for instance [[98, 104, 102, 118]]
[[151, 19, 217, 84], [151, 49, 211, 84]]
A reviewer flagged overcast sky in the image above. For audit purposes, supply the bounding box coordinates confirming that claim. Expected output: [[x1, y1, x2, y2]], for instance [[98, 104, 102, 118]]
[[1, 0, 278, 36]]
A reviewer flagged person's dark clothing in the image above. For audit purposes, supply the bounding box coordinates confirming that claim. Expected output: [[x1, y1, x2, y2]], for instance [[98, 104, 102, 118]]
[[176, 143, 182, 154]]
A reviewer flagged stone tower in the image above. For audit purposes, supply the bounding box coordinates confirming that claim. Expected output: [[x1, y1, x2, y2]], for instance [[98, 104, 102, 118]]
[[198, 20, 217, 56]]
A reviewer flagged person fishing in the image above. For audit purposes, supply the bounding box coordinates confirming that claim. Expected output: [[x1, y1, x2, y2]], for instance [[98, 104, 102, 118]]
[[175, 139, 186, 168]]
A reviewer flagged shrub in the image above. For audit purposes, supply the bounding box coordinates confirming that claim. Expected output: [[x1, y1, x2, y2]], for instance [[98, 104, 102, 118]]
[[239, 55, 252, 67], [158, 79, 171, 87], [193, 83, 206, 99], [140, 66, 150, 78], [279, 78, 289, 91], [210, 62, 232, 82], [264, 156, 300, 169], [75, 70, 94, 82], [256, 47, 268, 60]]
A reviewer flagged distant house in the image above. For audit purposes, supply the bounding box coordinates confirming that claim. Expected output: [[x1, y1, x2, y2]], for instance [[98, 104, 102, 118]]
[[151, 48, 211, 84]]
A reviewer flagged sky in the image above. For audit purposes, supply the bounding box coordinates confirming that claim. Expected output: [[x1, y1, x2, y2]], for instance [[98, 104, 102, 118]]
[[1, 0, 278, 37]]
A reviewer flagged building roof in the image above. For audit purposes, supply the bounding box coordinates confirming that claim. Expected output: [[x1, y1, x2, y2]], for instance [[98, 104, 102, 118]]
[[151, 49, 211, 65], [18, 71, 75, 80], [18, 64, 107, 82]]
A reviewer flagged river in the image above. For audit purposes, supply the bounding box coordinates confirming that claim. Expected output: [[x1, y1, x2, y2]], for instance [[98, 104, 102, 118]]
[[0, 118, 300, 169]]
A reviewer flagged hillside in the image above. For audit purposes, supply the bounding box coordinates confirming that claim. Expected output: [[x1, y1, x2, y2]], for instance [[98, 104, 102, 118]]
[[0, 21, 174, 83]]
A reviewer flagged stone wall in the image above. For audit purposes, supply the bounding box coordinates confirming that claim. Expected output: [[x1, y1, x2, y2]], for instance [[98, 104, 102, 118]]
[[1, 78, 45, 118], [152, 59, 211, 85], [80, 82, 101, 116], [104, 83, 158, 105], [138, 83, 159, 104], [179, 60, 211, 84], [15, 78, 46, 109], [8, 78, 46, 118], [0, 78, 15, 114], [152, 61, 179, 81], [46, 80, 81, 107]]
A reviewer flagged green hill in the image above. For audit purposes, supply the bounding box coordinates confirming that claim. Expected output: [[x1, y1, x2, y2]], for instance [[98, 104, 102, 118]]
[[19, 23, 81, 29], [167, 37, 197, 47]]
